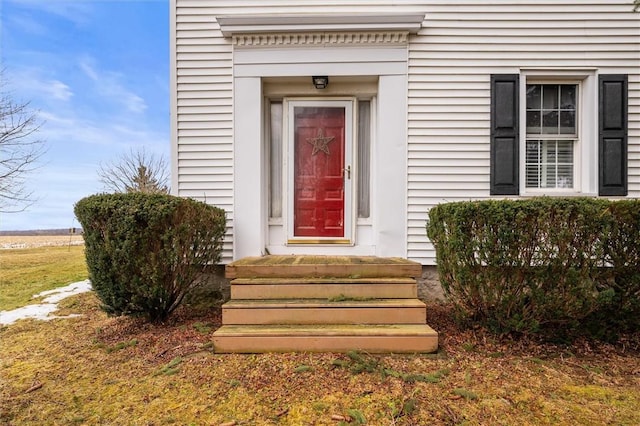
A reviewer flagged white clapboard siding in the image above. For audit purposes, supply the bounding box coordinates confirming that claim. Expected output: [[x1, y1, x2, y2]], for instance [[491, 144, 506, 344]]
[[173, 0, 640, 264], [407, 1, 640, 264], [174, 3, 234, 262]]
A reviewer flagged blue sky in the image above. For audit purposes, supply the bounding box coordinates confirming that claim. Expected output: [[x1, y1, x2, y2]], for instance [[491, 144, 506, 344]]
[[0, 0, 169, 230]]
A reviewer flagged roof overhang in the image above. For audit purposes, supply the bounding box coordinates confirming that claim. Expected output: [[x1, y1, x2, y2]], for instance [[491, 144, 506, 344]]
[[217, 13, 425, 37]]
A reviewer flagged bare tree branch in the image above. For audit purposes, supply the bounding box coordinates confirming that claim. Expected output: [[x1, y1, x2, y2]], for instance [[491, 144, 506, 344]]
[[0, 72, 46, 213], [98, 148, 169, 194]]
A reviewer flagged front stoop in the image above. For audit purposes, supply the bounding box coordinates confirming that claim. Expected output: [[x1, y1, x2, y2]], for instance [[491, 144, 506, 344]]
[[213, 255, 439, 353]]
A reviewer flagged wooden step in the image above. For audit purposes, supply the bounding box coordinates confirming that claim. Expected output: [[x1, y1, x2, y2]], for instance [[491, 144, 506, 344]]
[[226, 255, 422, 279], [230, 277, 417, 300], [221, 299, 426, 325], [213, 324, 439, 353]]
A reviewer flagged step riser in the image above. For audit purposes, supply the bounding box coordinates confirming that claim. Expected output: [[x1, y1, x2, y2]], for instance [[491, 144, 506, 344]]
[[213, 335, 438, 353], [231, 284, 417, 300], [222, 307, 426, 325], [226, 264, 422, 279]]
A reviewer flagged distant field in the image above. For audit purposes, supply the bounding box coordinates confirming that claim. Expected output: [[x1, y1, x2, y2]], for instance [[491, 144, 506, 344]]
[[0, 235, 84, 249]]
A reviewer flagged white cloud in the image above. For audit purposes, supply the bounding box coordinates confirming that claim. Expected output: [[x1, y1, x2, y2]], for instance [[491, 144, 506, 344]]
[[39, 111, 167, 149], [79, 60, 99, 81], [79, 57, 148, 114], [122, 93, 147, 114], [47, 81, 74, 101], [5, 69, 73, 103]]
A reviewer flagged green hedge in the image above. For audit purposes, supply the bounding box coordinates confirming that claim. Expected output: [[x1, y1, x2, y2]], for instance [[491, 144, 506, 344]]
[[75, 193, 226, 322], [427, 197, 640, 339]]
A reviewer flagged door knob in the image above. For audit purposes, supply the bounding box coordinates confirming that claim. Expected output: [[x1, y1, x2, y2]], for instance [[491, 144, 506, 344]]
[[344, 165, 351, 180]]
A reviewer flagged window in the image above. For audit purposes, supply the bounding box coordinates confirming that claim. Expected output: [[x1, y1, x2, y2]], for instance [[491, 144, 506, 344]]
[[269, 101, 283, 218], [525, 83, 578, 190], [490, 73, 628, 197], [357, 99, 371, 218]]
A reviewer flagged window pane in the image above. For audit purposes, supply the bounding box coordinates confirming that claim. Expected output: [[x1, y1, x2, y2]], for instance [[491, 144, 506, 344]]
[[526, 140, 540, 163], [269, 102, 283, 218], [526, 85, 541, 109], [545, 140, 557, 163], [357, 100, 371, 218], [542, 85, 559, 109], [526, 166, 540, 188], [557, 164, 573, 188], [557, 140, 573, 163], [556, 140, 574, 190], [559, 111, 576, 134], [526, 140, 541, 188], [542, 110, 558, 134], [525, 139, 574, 189], [526, 110, 541, 134], [561, 85, 576, 109], [544, 164, 557, 188]]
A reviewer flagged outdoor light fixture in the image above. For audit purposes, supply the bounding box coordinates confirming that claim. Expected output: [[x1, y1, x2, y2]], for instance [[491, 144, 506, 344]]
[[312, 76, 329, 89]]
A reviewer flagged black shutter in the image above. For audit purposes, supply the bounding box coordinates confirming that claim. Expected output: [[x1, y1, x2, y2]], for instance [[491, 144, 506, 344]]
[[490, 74, 519, 195], [599, 75, 628, 196]]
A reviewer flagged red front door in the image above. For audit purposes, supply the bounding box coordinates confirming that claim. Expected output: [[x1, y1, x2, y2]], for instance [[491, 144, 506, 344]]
[[293, 106, 346, 238]]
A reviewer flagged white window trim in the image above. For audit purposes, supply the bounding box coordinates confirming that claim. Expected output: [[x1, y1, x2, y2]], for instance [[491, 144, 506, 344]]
[[519, 70, 598, 196]]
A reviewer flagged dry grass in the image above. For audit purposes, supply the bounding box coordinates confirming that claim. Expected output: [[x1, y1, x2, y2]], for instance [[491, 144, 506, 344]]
[[1, 246, 639, 425], [0, 245, 88, 311]]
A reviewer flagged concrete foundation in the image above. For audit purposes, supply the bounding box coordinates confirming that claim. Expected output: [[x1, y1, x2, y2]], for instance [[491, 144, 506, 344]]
[[416, 265, 445, 301]]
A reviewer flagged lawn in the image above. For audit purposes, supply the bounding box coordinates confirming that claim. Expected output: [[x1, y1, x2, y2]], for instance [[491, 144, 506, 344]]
[[1, 247, 639, 425], [0, 245, 87, 311]]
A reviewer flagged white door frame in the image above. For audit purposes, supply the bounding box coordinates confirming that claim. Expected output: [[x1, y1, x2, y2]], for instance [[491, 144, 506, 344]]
[[231, 46, 409, 259]]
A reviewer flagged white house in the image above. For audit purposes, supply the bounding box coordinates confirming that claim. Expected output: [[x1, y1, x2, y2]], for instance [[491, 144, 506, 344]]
[[170, 0, 640, 265]]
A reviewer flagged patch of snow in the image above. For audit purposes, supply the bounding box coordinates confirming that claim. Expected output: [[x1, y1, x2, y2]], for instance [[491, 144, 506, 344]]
[[33, 280, 92, 303], [0, 280, 93, 326]]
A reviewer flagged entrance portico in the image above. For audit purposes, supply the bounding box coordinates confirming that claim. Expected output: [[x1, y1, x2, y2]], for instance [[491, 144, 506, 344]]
[[228, 28, 417, 260]]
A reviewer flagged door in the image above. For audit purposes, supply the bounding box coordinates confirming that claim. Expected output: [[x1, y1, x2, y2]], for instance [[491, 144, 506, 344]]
[[286, 100, 354, 243]]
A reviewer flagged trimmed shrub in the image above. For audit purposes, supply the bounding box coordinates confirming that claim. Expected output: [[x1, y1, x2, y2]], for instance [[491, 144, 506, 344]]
[[75, 193, 226, 322], [589, 200, 640, 337], [427, 197, 640, 338]]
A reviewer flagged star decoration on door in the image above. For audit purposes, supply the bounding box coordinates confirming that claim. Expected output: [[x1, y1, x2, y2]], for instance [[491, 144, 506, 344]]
[[306, 128, 335, 156]]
